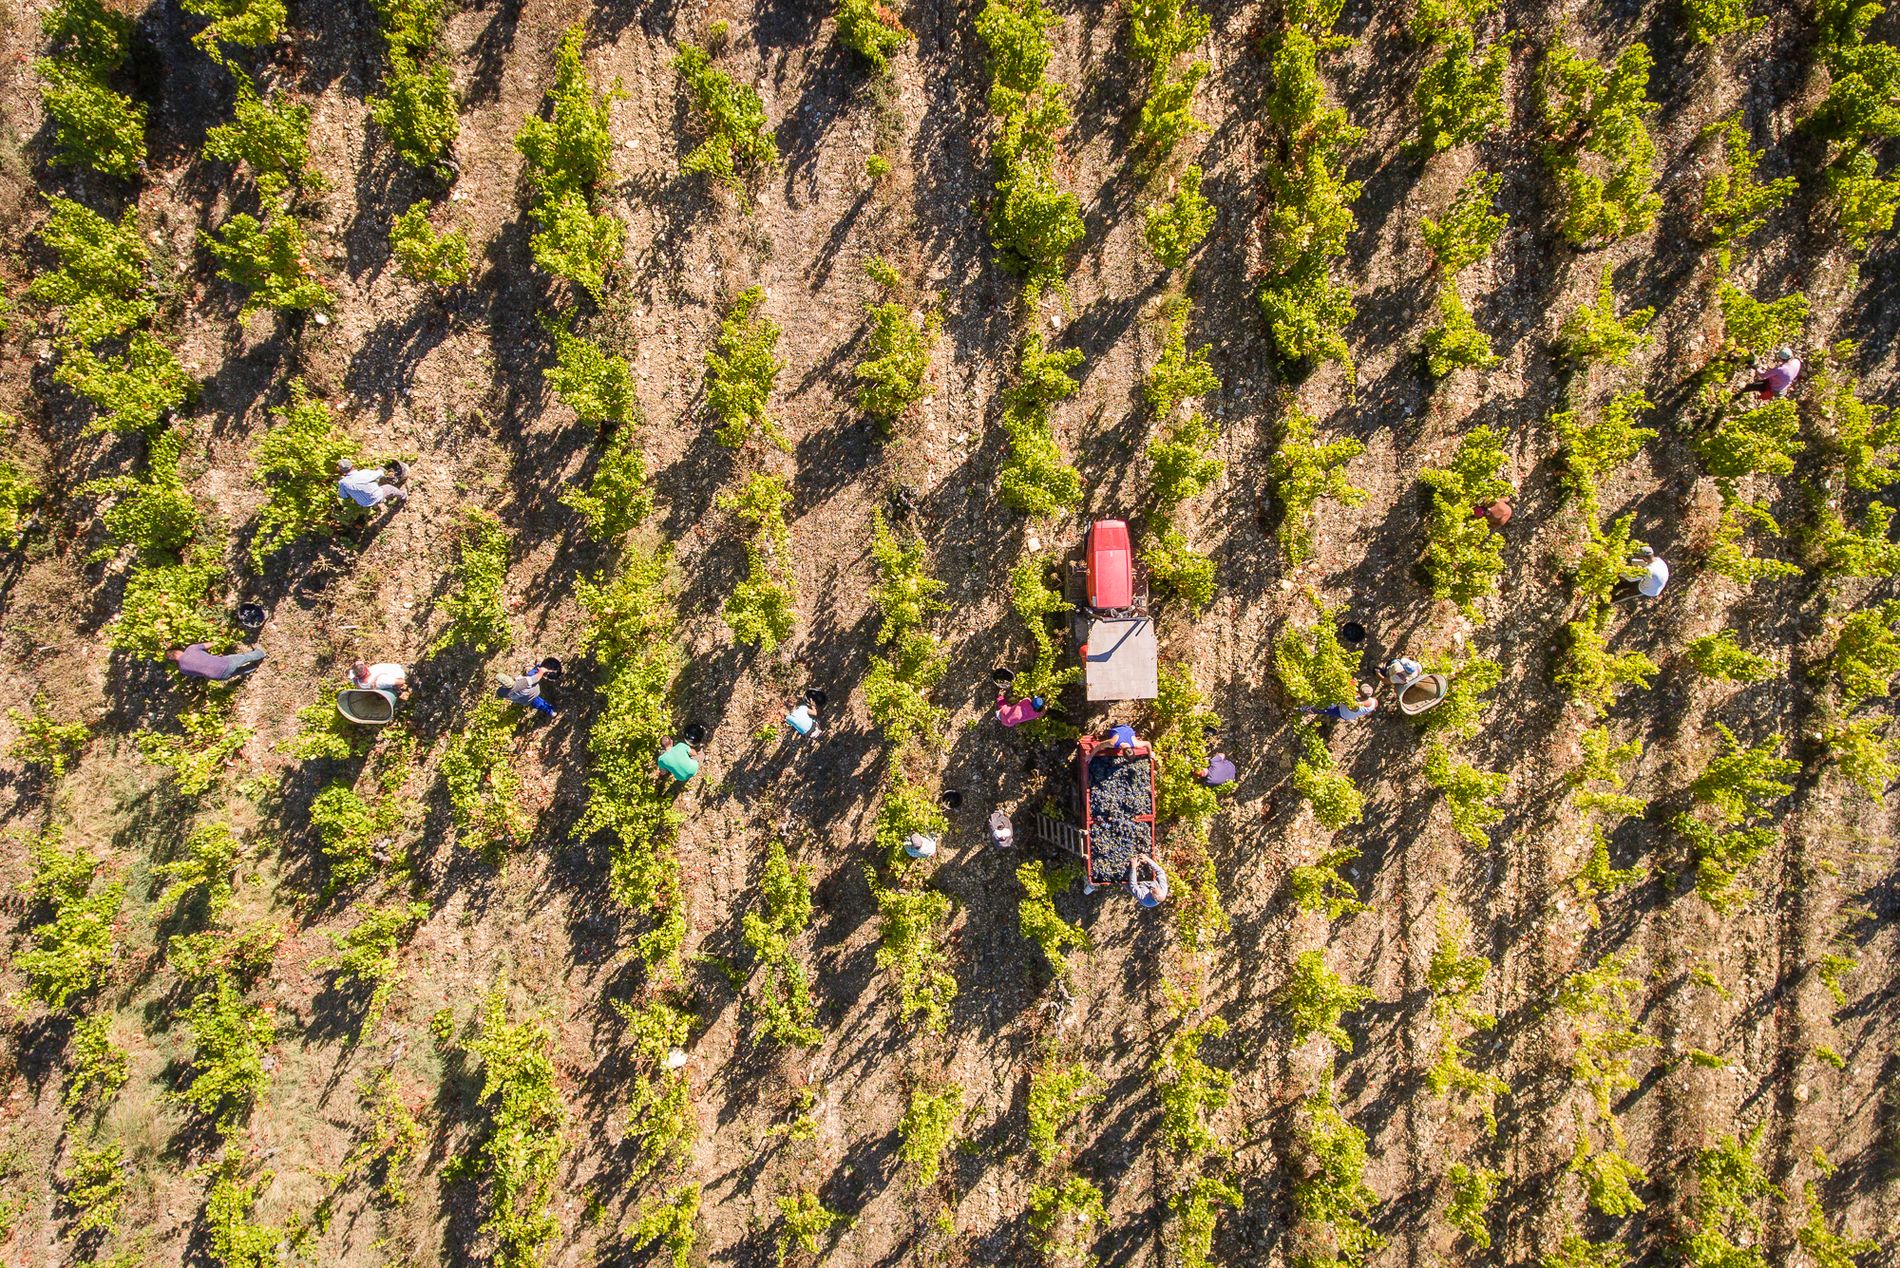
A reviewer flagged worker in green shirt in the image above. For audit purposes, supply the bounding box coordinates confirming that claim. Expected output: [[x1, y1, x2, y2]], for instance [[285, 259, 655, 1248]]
[[656, 739, 700, 784]]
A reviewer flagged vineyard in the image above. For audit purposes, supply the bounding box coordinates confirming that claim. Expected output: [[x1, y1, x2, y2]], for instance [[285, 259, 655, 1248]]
[[1, 0, 1898, 1261]]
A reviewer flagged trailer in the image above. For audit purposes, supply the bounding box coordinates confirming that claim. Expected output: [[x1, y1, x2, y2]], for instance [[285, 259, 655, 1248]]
[[1064, 520, 1158, 702], [1031, 734, 1157, 888]]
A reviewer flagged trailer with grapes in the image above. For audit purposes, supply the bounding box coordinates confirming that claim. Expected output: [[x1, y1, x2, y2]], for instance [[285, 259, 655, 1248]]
[[1031, 733, 1157, 888]]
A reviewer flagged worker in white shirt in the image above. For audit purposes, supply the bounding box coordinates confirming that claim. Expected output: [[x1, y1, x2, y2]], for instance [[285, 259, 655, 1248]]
[[1630, 545, 1669, 597], [337, 458, 409, 509], [1129, 855, 1169, 908], [350, 660, 410, 697]]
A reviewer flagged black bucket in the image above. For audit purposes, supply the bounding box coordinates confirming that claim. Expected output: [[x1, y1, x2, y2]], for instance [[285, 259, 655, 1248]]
[[235, 603, 266, 631], [1339, 621, 1367, 648], [682, 723, 707, 746], [538, 656, 564, 682], [938, 789, 964, 810], [804, 688, 828, 710], [992, 667, 1016, 686]]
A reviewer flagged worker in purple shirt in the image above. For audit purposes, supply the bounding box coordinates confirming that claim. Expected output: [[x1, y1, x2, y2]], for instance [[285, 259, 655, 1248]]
[[167, 643, 265, 681], [337, 458, 409, 509], [1195, 753, 1236, 786], [1735, 347, 1801, 400], [1105, 722, 1138, 753]]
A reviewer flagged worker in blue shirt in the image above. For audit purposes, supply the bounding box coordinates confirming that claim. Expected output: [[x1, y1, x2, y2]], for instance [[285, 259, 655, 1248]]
[[1300, 682, 1378, 721]]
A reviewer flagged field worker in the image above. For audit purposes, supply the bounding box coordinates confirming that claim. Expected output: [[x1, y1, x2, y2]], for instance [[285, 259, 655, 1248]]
[[1129, 855, 1170, 908], [351, 660, 410, 697], [996, 691, 1046, 727], [1195, 753, 1237, 787], [785, 691, 823, 737], [1382, 656, 1423, 688], [657, 739, 700, 783], [1736, 347, 1801, 400], [337, 458, 408, 509], [1473, 496, 1512, 530], [1631, 545, 1670, 598], [904, 831, 938, 859], [1106, 722, 1137, 753], [168, 643, 265, 681], [1301, 682, 1378, 721], [496, 664, 556, 717]]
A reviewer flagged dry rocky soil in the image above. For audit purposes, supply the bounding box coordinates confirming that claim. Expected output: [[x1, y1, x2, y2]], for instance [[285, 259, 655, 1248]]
[[1, 0, 1898, 1263]]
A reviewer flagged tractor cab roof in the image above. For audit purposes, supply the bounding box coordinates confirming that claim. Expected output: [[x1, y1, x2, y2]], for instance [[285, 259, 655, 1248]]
[[1086, 520, 1133, 610]]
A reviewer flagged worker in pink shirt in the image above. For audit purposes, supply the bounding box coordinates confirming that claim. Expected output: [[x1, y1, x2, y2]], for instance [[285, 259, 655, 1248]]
[[167, 643, 264, 681], [995, 691, 1046, 727], [1735, 347, 1801, 400]]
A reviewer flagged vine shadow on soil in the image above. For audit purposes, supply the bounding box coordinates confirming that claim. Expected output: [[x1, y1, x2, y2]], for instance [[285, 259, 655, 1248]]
[[460, 0, 525, 108], [766, 44, 857, 205]]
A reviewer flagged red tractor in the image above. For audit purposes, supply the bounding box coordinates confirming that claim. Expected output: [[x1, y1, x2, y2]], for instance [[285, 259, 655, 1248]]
[[1066, 519, 1157, 701], [1085, 519, 1134, 610]]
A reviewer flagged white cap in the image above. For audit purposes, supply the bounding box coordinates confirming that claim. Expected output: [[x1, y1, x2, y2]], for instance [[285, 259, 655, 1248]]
[[1775, 346, 1794, 362]]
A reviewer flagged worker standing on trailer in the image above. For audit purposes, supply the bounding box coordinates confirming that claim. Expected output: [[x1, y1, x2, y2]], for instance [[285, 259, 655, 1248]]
[[1106, 722, 1138, 753]]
